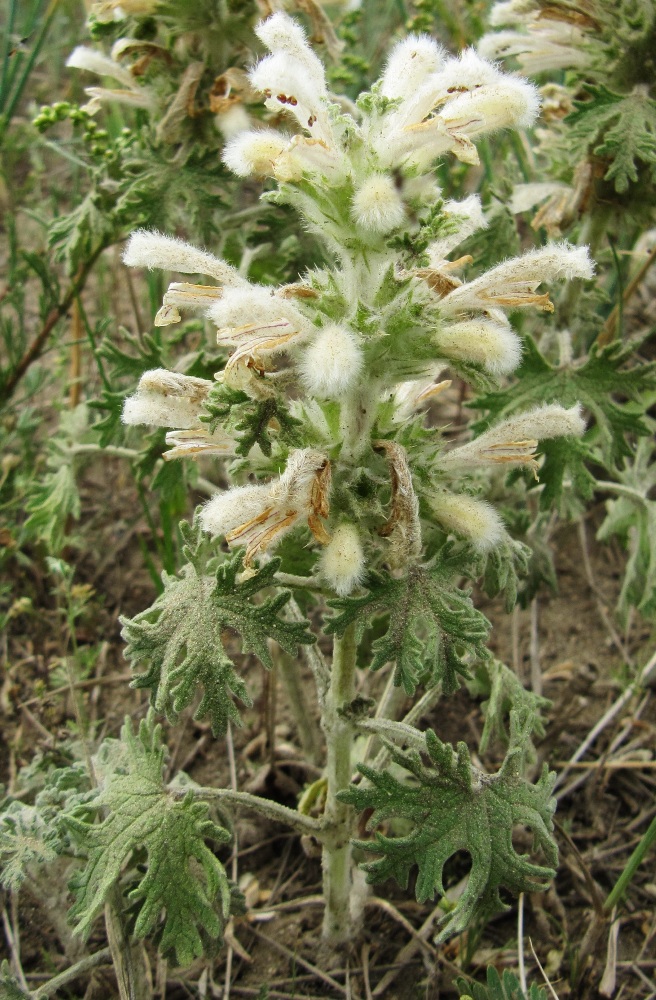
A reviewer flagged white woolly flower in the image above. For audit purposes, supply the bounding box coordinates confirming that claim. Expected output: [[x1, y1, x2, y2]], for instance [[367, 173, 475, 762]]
[[122, 369, 213, 429], [208, 285, 314, 360], [441, 403, 586, 472], [223, 129, 344, 183], [379, 35, 445, 102], [200, 449, 331, 563], [351, 174, 406, 233], [372, 49, 539, 169], [439, 243, 594, 315], [123, 231, 248, 286], [255, 13, 327, 85], [249, 16, 335, 147], [429, 492, 505, 550], [298, 325, 363, 398], [66, 46, 135, 88], [223, 129, 291, 177], [434, 318, 523, 375], [321, 523, 365, 595]]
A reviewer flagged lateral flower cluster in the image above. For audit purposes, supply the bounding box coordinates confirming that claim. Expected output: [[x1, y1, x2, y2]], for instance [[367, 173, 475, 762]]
[[122, 13, 593, 597]]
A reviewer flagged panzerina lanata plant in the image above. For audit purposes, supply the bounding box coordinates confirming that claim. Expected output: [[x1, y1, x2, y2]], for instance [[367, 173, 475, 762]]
[[114, 13, 594, 952]]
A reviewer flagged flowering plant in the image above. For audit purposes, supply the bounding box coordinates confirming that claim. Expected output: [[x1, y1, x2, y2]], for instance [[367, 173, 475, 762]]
[[111, 12, 594, 951]]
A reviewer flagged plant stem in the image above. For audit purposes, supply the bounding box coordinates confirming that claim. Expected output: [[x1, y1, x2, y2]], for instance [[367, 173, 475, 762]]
[[0, 245, 106, 406], [321, 624, 358, 944], [170, 786, 322, 837], [32, 948, 113, 999]]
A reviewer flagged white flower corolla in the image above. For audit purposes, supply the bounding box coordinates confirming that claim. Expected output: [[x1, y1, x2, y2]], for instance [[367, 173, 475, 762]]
[[372, 49, 539, 169], [249, 14, 334, 145], [320, 523, 365, 595], [479, 1, 593, 75], [163, 428, 235, 461], [434, 318, 522, 375], [123, 231, 248, 286], [66, 46, 136, 88], [439, 243, 594, 315], [351, 174, 405, 233], [440, 403, 586, 472], [208, 285, 314, 360], [479, 28, 591, 75], [392, 374, 452, 422], [154, 282, 223, 328], [122, 369, 213, 429], [223, 129, 292, 177], [298, 325, 363, 398], [200, 448, 331, 563], [426, 195, 487, 264], [255, 12, 327, 85], [66, 46, 153, 112], [429, 492, 505, 550], [379, 35, 445, 102], [223, 129, 343, 183]]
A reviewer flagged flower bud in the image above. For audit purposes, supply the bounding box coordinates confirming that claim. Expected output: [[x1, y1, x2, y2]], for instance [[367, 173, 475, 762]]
[[351, 174, 405, 233], [123, 231, 247, 285], [321, 523, 365, 595], [298, 325, 363, 397], [222, 129, 291, 178], [380, 35, 444, 101], [429, 492, 505, 550], [434, 318, 522, 375]]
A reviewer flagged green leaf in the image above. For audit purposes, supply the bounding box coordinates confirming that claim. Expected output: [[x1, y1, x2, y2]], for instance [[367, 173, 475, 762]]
[[468, 659, 550, 757], [24, 462, 81, 553], [479, 535, 532, 613], [201, 382, 303, 457], [67, 714, 232, 966], [121, 520, 315, 736], [473, 335, 656, 484], [340, 710, 557, 941], [597, 439, 656, 622], [457, 966, 549, 1000], [0, 802, 58, 889], [565, 84, 656, 193], [0, 961, 31, 1000], [325, 554, 490, 695]]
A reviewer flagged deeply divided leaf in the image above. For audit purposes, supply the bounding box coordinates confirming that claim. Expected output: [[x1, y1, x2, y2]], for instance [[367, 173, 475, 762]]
[[340, 710, 557, 941]]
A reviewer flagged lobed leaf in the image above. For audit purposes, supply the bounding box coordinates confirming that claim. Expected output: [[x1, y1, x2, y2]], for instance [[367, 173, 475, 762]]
[[67, 714, 232, 966], [340, 710, 557, 941]]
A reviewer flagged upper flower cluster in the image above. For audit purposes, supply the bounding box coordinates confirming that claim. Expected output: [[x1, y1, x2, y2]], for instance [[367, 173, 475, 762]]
[[225, 16, 539, 197], [120, 13, 594, 592]]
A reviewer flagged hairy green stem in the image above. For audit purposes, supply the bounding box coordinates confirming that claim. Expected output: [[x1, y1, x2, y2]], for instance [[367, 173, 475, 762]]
[[169, 786, 322, 837], [32, 948, 113, 999], [321, 623, 358, 943]]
